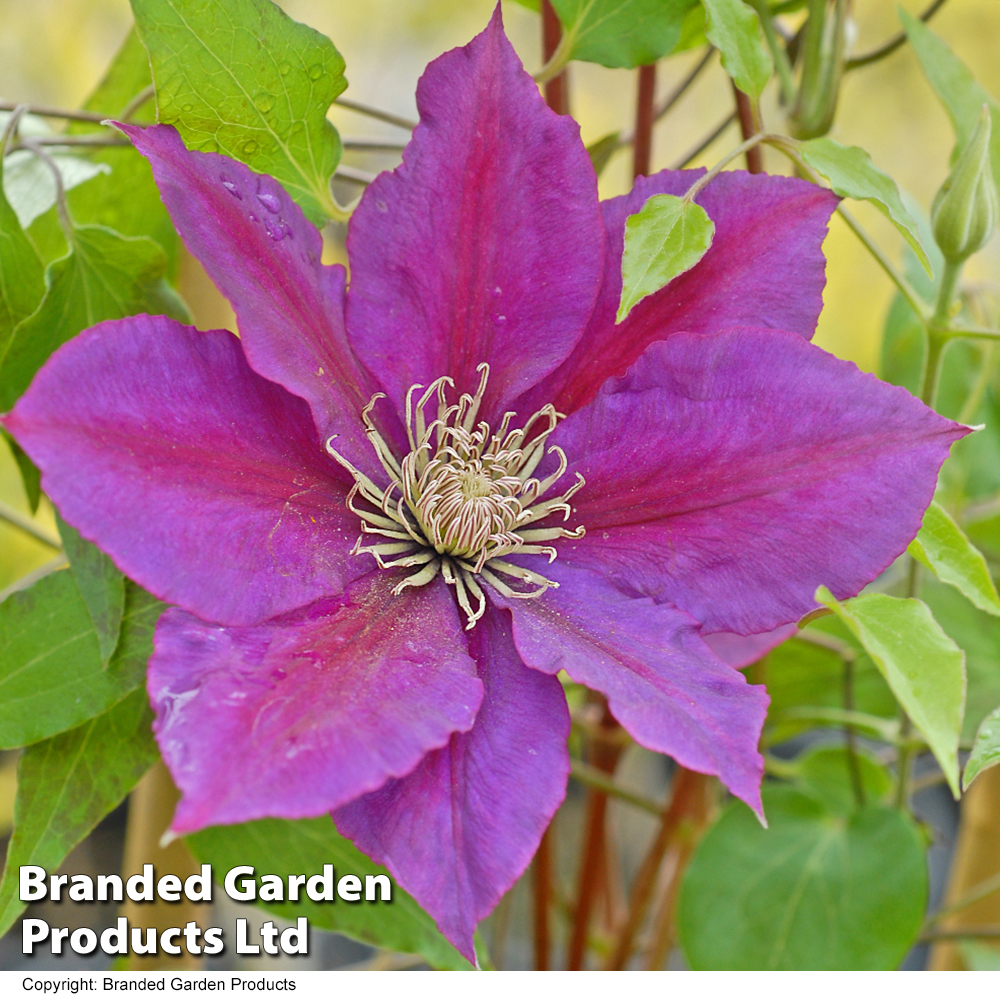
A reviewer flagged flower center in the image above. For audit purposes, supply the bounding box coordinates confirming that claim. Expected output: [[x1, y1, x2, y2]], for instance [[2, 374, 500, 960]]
[[326, 363, 585, 628]]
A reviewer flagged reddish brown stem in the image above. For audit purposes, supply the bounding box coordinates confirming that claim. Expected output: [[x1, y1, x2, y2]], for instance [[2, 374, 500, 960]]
[[605, 768, 708, 970], [646, 824, 707, 970], [602, 822, 628, 932], [732, 84, 763, 173], [567, 699, 623, 969], [633, 63, 657, 180], [533, 825, 553, 970], [644, 848, 683, 970], [541, 1, 569, 115], [567, 792, 609, 968]]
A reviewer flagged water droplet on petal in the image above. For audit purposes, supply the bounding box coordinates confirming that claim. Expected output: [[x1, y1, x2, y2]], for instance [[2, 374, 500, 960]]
[[248, 213, 258, 222], [266, 219, 291, 242], [375, 200, 388, 213], [220, 174, 242, 199], [308, 63, 324, 80], [256, 191, 281, 213], [242, 138, 258, 155]]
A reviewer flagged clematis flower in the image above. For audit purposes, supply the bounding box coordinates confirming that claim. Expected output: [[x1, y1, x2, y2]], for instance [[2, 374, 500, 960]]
[[3, 9, 967, 962]]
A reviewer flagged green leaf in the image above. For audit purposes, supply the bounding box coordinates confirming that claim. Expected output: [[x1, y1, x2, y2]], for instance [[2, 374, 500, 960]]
[[967, 509, 1000, 575], [56, 513, 126, 664], [960, 942, 1000, 971], [678, 786, 927, 969], [78, 27, 158, 123], [878, 209, 939, 392], [702, 0, 772, 100], [187, 817, 473, 970], [673, 4, 708, 54], [900, 8, 1000, 200], [815, 587, 966, 797], [799, 136, 932, 274], [2, 148, 111, 231], [795, 745, 893, 816], [1, 428, 40, 514], [909, 500, 1000, 617], [886, 235, 1000, 508], [0, 571, 163, 749], [879, 291, 925, 396], [131, 0, 347, 225], [550, 0, 696, 69], [760, 620, 895, 745], [0, 154, 45, 358], [22, 207, 69, 270], [964, 704, 1000, 790], [586, 132, 621, 179], [0, 224, 170, 411], [66, 28, 181, 277], [938, 364, 1000, 507], [0, 688, 157, 937], [923, 576, 1000, 743], [617, 193, 714, 323]]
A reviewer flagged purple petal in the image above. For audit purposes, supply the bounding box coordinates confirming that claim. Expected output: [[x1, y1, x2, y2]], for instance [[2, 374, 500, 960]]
[[551, 328, 970, 635], [703, 625, 797, 670], [3, 315, 363, 626], [151, 572, 483, 834], [118, 123, 381, 471], [522, 170, 838, 416], [344, 7, 604, 422], [489, 563, 767, 817], [334, 601, 570, 963]]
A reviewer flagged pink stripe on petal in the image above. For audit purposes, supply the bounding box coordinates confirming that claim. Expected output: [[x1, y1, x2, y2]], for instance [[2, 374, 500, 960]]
[[153, 573, 483, 835], [491, 564, 768, 818], [119, 123, 383, 473], [524, 170, 838, 416], [552, 328, 969, 635], [344, 7, 604, 422], [4, 316, 361, 626], [335, 601, 570, 964]]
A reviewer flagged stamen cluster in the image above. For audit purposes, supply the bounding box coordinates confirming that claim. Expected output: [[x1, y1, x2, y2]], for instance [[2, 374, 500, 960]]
[[327, 364, 584, 628]]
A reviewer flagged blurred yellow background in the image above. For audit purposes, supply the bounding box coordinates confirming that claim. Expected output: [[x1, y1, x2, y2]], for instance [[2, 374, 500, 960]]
[[1, 0, 999, 595]]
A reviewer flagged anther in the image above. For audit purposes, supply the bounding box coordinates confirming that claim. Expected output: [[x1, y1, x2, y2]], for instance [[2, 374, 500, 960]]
[[328, 365, 585, 628]]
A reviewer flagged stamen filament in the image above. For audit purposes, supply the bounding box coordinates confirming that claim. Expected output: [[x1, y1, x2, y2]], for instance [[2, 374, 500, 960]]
[[333, 365, 585, 626]]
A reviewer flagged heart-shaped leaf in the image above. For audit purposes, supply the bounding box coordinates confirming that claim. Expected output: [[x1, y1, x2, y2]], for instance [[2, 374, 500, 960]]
[[131, 0, 347, 225], [679, 785, 927, 969], [702, 0, 772, 100], [618, 193, 714, 322], [187, 816, 474, 970], [909, 500, 1000, 617], [815, 587, 966, 797], [799, 137, 932, 274], [964, 704, 1000, 790]]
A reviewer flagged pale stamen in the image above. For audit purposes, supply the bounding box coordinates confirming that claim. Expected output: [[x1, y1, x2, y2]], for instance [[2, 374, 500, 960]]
[[327, 363, 585, 629]]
